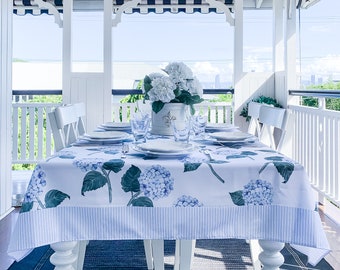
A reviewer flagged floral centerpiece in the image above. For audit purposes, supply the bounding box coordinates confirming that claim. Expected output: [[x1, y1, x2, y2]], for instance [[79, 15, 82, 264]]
[[143, 62, 204, 115]]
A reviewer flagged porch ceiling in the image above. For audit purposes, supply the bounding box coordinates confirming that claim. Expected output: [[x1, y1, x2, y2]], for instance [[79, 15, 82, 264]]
[[13, 0, 318, 15]]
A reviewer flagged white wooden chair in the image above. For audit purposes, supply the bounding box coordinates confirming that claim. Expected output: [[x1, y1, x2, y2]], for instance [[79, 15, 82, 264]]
[[258, 105, 287, 152], [247, 101, 263, 137], [48, 104, 81, 152], [73, 102, 86, 137]]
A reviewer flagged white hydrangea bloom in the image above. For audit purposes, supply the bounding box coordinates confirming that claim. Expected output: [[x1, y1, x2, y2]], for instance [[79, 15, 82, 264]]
[[165, 62, 193, 84], [148, 76, 176, 103]]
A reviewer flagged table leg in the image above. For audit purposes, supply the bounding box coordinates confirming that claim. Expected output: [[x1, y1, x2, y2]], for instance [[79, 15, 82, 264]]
[[144, 240, 154, 270], [50, 241, 78, 270], [174, 240, 196, 270], [258, 240, 284, 270], [151, 240, 164, 270]]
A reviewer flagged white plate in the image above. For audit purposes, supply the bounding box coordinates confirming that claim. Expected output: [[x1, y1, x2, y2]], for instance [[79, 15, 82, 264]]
[[133, 145, 194, 157], [137, 140, 194, 153], [205, 124, 238, 132], [83, 131, 129, 139], [100, 122, 131, 131], [209, 131, 253, 141]]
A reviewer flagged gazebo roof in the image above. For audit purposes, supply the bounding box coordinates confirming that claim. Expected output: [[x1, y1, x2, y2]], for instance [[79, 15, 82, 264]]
[[13, 0, 317, 15]]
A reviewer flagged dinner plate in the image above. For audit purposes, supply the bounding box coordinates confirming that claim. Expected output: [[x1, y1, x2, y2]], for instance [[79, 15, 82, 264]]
[[137, 140, 194, 153], [84, 131, 128, 139], [133, 139, 195, 157], [209, 131, 253, 141], [205, 124, 238, 132], [99, 122, 131, 131]]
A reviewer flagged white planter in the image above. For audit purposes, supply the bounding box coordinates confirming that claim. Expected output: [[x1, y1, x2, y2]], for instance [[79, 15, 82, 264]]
[[151, 103, 189, 136]]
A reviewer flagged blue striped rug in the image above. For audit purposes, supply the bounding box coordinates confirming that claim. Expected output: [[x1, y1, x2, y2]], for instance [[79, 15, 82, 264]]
[[9, 240, 333, 270]]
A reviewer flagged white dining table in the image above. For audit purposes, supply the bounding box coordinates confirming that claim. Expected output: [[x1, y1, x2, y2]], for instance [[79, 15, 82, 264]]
[[8, 132, 330, 269]]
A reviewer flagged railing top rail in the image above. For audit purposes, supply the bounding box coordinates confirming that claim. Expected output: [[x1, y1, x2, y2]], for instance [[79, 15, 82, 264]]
[[12, 89, 235, 96], [289, 89, 340, 98]]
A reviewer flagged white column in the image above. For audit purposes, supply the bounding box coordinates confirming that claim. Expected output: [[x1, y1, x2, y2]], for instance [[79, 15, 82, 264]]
[[103, 0, 113, 123], [232, 0, 244, 126], [62, 0, 73, 104], [0, 0, 13, 219]]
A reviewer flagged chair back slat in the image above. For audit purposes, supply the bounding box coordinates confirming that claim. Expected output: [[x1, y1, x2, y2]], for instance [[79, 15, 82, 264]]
[[247, 101, 263, 137], [49, 103, 87, 152], [258, 106, 287, 151]]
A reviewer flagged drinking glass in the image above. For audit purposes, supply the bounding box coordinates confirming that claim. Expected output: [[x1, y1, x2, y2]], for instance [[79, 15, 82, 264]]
[[171, 119, 191, 143], [192, 114, 207, 138], [130, 113, 150, 144]]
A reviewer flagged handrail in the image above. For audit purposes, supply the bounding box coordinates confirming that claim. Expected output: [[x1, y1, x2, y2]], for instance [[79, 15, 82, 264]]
[[12, 88, 235, 96], [289, 89, 340, 98]]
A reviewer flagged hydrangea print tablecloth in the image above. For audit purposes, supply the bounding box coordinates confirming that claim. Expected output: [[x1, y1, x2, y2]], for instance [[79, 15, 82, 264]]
[[8, 139, 330, 264]]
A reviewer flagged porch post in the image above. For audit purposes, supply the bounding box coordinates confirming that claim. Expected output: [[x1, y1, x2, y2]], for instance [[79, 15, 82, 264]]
[[232, 0, 244, 126], [0, 0, 13, 218]]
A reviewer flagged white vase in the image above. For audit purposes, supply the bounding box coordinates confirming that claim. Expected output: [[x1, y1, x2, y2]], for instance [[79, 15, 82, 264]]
[[151, 103, 189, 136]]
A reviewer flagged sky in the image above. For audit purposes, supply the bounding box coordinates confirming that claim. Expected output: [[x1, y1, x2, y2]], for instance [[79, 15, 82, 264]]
[[12, 0, 340, 88]]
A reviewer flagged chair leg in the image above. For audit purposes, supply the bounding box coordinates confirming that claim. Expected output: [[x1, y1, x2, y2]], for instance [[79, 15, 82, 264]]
[[144, 240, 154, 270], [144, 239, 164, 270], [174, 240, 196, 270]]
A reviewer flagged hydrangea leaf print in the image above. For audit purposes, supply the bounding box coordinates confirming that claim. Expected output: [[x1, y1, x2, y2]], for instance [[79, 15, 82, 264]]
[[226, 151, 257, 160], [81, 171, 107, 195], [259, 156, 295, 183], [102, 159, 125, 173], [131, 196, 153, 207], [21, 202, 34, 213], [229, 190, 245, 206], [121, 165, 141, 193], [81, 159, 126, 203], [273, 161, 294, 183], [184, 162, 201, 172], [45, 189, 70, 208]]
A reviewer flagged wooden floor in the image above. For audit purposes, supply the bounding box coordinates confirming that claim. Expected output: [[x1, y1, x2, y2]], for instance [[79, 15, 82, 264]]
[[1, 206, 339, 270]]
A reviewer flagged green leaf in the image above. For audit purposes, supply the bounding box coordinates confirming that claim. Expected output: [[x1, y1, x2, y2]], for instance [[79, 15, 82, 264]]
[[121, 165, 141, 192], [184, 162, 201, 172], [131, 196, 154, 207], [229, 191, 245, 206], [45, 189, 70, 208], [240, 151, 257, 156], [20, 201, 33, 213], [265, 156, 284, 161], [102, 159, 125, 173], [152, 101, 165, 113], [259, 162, 270, 174], [226, 154, 246, 159], [209, 160, 228, 164], [273, 161, 295, 183], [81, 171, 107, 195], [258, 149, 277, 153]]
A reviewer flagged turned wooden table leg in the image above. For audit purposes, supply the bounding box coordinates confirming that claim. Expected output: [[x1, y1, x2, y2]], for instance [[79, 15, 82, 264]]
[[258, 240, 285, 270], [50, 241, 78, 270]]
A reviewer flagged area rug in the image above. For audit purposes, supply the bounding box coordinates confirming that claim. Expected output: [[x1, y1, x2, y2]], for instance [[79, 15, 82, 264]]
[[9, 240, 333, 270]]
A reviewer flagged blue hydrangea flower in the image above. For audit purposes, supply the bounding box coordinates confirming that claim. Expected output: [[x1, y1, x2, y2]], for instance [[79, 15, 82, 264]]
[[242, 179, 273, 205], [174, 195, 203, 207], [24, 165, 47, 203], [73, 158, 104, 172], [139, 165, 174, 200]]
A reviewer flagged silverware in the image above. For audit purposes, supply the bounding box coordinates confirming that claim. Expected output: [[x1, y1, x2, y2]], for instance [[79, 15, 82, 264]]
[[121, 143, 129, 159]]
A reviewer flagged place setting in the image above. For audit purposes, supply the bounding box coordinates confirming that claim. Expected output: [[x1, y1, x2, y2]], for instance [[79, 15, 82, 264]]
[[98, 122, 131, 132], [73, 130, 132, 146]]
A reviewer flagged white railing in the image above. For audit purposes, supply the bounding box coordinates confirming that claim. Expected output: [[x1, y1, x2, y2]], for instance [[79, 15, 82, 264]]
[[112, 101, 233, 124], [288, 92, 340, 208], [12, 102, 60, 164]]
